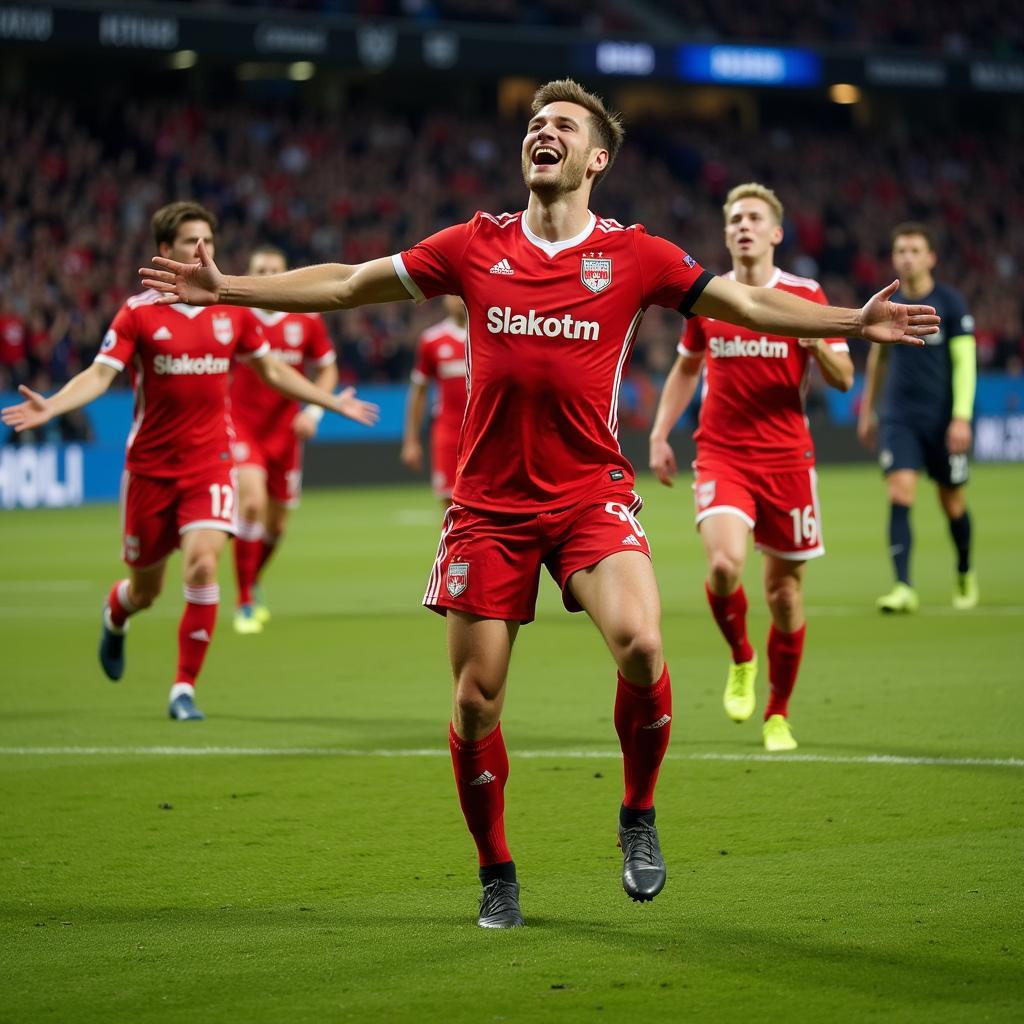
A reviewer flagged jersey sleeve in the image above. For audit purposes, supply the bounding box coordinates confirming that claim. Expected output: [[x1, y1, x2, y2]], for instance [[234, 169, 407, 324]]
[[392, 220, 474, 303], [947, 289, 975, 339], [811, 284, 849, 351], [677, 316, 708, 357], [305, 314, 337, 367], [635, 230, 713, 315], [411, 336, 435, 385], [94, 304, 137, 372], [235, 309, 270, 361]]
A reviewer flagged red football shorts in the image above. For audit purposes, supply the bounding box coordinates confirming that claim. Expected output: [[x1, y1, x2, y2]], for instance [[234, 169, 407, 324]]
[[692, 458, 824, 560], [232, 426, 303, 508], [430, 426, 459, 500], [423, 490, 651, 623], [120, 463, 237, 568]]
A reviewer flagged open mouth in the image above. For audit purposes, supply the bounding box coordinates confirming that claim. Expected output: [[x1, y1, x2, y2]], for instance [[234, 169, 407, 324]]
[[531, 146, 562, 167]]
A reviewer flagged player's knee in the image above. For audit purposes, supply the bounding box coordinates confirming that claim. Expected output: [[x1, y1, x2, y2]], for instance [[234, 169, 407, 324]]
[[184, 551, 219, 586], [708, 552, 742, 592], [239, 499, 264, 525], [616, 627, 663, 680], [766, 579, 802, 621], [454, 678, 501, 729]]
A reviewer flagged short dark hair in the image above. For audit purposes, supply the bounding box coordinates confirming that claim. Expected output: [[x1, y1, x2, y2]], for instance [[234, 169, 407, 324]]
[[891, 222, 935, 251], [151, 201, 217, 248], [530, 78, 624, 188], [249, 244, 288, 268]]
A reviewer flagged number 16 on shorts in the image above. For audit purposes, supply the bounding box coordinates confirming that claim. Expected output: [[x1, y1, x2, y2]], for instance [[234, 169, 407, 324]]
[[788, 504, 818, 547]]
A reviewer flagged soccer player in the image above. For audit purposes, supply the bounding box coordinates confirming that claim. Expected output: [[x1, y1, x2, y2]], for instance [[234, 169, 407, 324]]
[[138, 82, 938, 927], [2, 202, 378, 721], [857, 224, 978, 612], [231, 245, 339, 634], [649, 183, 854, 753], [400, 295, 468, 511]]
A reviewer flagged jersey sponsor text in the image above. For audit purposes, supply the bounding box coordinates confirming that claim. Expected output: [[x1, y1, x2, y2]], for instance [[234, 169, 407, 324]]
[[486, 305, 600, 341], [154, 352, 231, 376], [709, 335, 789, 359]]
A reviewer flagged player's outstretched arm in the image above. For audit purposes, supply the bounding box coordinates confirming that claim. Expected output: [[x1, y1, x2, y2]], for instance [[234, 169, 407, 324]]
[[251, 353, 379, 426], [694, 277, 939, 347], [400, 380, 429, 472], [1, 362, 118, 433], [648, 353, 703, 487], [140, 241, 409, 312]]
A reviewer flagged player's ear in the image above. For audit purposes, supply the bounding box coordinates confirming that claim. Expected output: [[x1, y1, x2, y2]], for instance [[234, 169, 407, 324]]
[[589, 147, 609, 174], [771, 223, 784, 246]]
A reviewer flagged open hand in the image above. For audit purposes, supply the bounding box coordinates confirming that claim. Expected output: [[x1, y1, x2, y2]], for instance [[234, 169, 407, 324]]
[[400, 438, 424, 472], [334, 387, 380, 427], [1, 385, 53, 432], [139, 239, 225, 306], [649, 437, 677, 487], [859, 280, 940, 347], [946, 417, 972, 455]]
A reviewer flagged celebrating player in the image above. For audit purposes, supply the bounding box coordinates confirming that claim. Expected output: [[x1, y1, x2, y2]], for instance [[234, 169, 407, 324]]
[[400, 295, 468, 511], [858, 224, 978, 613], [649, 183, 855, 753], [231, 245, 340, 634], [2, 202, 378, 721], [139, 82, 939, 927]]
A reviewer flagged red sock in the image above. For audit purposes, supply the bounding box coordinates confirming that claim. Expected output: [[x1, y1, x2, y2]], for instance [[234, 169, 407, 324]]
[[234, 521, 263, 607], [614, 665, 672, 811], [765, 623, 806, 719], [449, 722, 512, 867], [177, 584, 219, 686], [706, 582, 754, 663], [256, 533, 280, 578], [106, 578, 137, 630]]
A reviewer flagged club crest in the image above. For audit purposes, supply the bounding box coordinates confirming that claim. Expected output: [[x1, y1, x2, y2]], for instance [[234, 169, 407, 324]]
[[581, 257, 612, 294], [212, 315, 234, 345], [446, 561, 469, 598], [284, 321, 304, 347], [696, 480, 716, 509]]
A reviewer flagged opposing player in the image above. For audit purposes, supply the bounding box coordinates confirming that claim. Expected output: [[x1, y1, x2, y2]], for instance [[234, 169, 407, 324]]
[[2, 202, 377, 721], [400, 295, 468, 511], [139, 81, 938, 927], [858, 224, 978, 612], [231, 245, 339, 634], [649, 183, 854, 752]]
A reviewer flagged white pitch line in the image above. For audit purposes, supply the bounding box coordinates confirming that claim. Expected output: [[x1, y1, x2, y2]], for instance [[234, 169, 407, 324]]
[[805, 605, 1024, 617], [0, 746, 1019, 769]]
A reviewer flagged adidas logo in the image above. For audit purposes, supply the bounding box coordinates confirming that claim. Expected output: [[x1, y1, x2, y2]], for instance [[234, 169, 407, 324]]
[[188, 629, 211, 643], [469, 770, 497, 786], [622, 534, 641, 547], [489, 258, 514, 276], [642, 714, 672, 730], [153, 326, 173, 341]]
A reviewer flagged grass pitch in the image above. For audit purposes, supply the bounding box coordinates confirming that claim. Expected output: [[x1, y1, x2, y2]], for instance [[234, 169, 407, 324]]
[[1, 464, 1021, 1023]]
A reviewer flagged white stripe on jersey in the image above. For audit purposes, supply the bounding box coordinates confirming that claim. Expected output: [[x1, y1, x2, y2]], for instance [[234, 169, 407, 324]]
[[391, 253, 426, 303], [423, 504, 459, 607], [607, 308, 644, 436]]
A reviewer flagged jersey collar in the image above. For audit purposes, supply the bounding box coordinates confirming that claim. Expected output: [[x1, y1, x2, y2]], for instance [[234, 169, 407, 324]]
[[726, 267, 782, 289], [442, 317, 467, 341], [520, 212, 596, 259], [170, 303, 210, 319], [250, 309, 290, 327]]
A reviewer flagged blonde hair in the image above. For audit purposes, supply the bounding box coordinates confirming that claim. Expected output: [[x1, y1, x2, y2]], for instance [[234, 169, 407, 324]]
[[722, 183, 783, 224], [531, 78, 624, 188]]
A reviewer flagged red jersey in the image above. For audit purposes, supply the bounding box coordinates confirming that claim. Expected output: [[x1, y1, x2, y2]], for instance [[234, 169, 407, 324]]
[[95, 292, 268, 478], [230, 310, 336, 440], [679, 269, 848, 472], [0, 313, 26, 366], [411, 317, 467, 435], [394, 211, 710, 513]]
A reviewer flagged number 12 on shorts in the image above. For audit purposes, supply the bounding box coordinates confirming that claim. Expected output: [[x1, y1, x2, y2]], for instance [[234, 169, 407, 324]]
[[789, 504, 818, 547], [209, 483, 234, 521]]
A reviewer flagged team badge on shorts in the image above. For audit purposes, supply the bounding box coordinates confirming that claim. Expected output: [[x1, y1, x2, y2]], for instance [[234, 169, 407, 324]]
[[580, 257, 612, 294], [696, 480, 716, 509], [284, 321, 304, 347], [124, 535, 140, 563], [212, 315, 234, 345], [446, 561, 469, 598]]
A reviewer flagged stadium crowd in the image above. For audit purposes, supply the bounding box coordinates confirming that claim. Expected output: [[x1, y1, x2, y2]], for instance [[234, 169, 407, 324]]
[[1, 95, 1021, 397], [186, 0, 1022, 55]]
